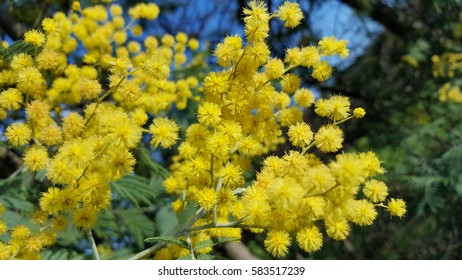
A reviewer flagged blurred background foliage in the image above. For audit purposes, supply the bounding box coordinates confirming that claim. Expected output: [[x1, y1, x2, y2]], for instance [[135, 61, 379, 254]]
[[1, 0, 462, 259]]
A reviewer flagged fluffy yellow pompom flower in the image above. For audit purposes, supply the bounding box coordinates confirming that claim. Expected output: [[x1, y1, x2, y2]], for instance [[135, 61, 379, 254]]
[[24, 30, 45, 47], [296, 226, 323, 253], [39, 187, 61, 214], [142, 55, 170, 80], [5, 122, 32, 146], [277, 1, 304, 29], [194, 188, 218, 211], [203, 72, 230, 97], [149, 117, 179, 148], [314, 125, 343, 153], [16, 67, 47, 99], [117, 80, 142, 102], [280, 73, 300, 93], [326, 95, 351, 121], [59, 139, 94, 169], [363, 179, 388, 202], [11, 225, 31, 241], [26, 100, 50, 124], [325, 219, 350, 240], [220, 162, 243, 188], [78, 78, 101, 100], [0, 88, 23, 110], [348, 199, 377, 226], [63, 112, 85, 139], [265, 58, 285, 79], [294, 88, 315, 108], [73, 207, 98, 229], [197, 102, 222, 127], [267, 177, 304, 211], [23, 146, 49, 172], [387, 198, 407, 218], [109, 57, 132, 76], [318, 36, 349, 58], [0, 243, 12, 260], [299, 46, 320, 67], [42, 18, 59, 36], [10, 53, 34, 70], [243, 0, 270, 42], [264, 230, 291, 258], [39, 125, 63, 146], [206, 132, 231, 158], [288, 122, 313, 147], [353, 107, 366, 118], [312, 60, 333, 82]]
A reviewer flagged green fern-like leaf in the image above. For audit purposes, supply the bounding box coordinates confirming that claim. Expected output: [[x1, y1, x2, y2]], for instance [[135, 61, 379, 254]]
[[5, 41, 36, 60], [155, 205, 179, 236], [176, 255, 194, 260], [119, 208, 156, 249], [194, 236, 239, 250], [145, 236, 189, 249], [196, 254, 222, 260], [111, 174, 162, 207]]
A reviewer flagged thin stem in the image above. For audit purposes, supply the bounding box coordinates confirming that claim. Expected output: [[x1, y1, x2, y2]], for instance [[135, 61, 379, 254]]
[[83, 74, 128, 128], [129, 242, 164, 260], [229, 44, 249, 81], [258, 65, 298, 90], [85, 229, 100, 260], [305, 184, 340, 198], [213, 178, 223, 225], [186, 216, 253, 233], [301, 142, 316, 156], [129, 207, 206, 260], [76, 140, 112, 183], [209, 154, 215, 188], [333, 115, 354, 126], [185, 231, 195, 260]]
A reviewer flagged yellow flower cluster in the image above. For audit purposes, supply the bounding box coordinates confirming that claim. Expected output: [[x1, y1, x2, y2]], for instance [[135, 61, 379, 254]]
[[0, 1, 201, 259], [0, 0, 407, 260], [155, 0, 406, 259], [432, 51, 462, 103]]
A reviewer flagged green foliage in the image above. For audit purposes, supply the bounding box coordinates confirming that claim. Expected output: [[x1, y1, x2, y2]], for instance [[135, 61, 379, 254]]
[[2, 41, 36, 61], [111, 174, 163, 208], [145, 236, 188, 249]]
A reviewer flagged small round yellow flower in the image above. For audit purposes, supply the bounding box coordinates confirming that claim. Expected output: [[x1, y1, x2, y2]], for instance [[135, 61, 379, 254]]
[[149, 117, 179, 148], [23, 145, 49, 172], [24, 30, 46, 47], [42, 18, 59, 36], [5, 122, 32, 146], [264, 230, 291, 258], [348, 199, 377, 226], [0, 88, 23, 110], [325, 219, 350, 240], [353, 107, 366, 118], [277, 1, 304, 29], [363, 179, 388, 202], [314, 125, 343, 153], [296, 226, 323, 253], [197, 102, 222, 127], [387, 198, 407, 218], [288, 122, 313, 147], [194, 188, 217, 211]]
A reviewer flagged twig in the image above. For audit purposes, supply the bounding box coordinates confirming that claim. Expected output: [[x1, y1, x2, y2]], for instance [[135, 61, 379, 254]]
[[85, 229, 100, 260]]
